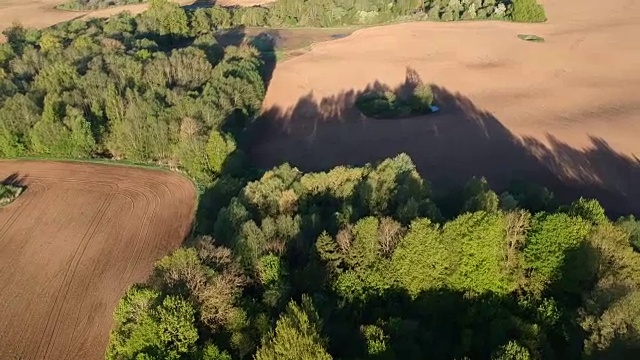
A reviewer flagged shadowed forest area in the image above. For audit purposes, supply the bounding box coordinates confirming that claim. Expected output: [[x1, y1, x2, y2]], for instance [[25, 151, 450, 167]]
[[251, 68, 640, 218]]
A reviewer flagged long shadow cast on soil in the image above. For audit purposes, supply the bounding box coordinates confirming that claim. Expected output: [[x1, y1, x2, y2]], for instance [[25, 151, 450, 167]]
[[250, 69, 640, 218]]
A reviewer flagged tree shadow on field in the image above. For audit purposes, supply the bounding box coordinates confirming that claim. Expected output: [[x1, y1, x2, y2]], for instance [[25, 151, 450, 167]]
[[2, 173, 28, 190], [250, 67, 640, 218]]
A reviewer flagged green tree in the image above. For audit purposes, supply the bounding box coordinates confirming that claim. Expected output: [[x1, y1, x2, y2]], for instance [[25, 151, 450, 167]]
[[447, 211, 516, 295], [206, 130, 237, 175], [34, 61, 79, 93], [391, 218, 450, 295], [568, 198, 608, 225], [106, 287, 199, 360], [522, 213, 591, 295], [255, 296, 332, 360], [64, 106, 95, 157], [510, 0, 546, 23], [138, 0, 189, 36]]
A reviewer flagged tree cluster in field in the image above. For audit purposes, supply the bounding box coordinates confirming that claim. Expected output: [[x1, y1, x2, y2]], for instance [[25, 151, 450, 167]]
[[188, 0, 546, 28], [109, 153, 640, 359], [57, 0, 145, 11], [0, 0, 265, 182], [0, 183, 23, 206], [355, 83, 435, 119]]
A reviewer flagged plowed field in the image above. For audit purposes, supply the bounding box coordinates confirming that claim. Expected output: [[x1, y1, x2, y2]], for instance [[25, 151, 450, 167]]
[[251, 0, 640, 215], [0, 161, 195, 360]]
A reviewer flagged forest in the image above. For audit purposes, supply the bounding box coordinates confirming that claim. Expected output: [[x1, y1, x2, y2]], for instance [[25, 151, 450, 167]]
[[108, 154, 640, 359], [0, 0, 265, 183], [187, 0, 546, 28], [3, 0, 638, 359], [55, 0, 546, 24]]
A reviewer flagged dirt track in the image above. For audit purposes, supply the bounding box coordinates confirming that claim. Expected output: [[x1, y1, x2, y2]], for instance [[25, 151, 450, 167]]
[[251, 0, 640, 215], [0, 161, 195, 360]]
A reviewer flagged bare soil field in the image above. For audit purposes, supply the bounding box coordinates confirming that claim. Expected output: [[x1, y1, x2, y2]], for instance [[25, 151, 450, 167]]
[[0, 161, 195, 360], [251, 0, 640, 215]]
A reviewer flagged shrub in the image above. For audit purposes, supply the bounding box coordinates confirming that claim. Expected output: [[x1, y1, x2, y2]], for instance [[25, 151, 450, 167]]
[[409, 84, 434, 113], [510, 0, 547, 23], [355, 85, 436, 119], [0, 183, 23, 206]]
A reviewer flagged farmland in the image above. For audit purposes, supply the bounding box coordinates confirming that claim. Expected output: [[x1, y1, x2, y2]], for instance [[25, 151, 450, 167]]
[[0, 161, 195, 360], [1, 0, 640, 358]]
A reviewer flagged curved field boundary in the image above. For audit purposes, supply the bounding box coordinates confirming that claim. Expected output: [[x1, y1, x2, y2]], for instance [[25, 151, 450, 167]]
[[0, 160, 196, 360]]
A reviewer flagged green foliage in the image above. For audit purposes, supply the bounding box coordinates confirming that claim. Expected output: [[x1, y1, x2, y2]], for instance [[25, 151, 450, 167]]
[[0, 183, 23, 206], [568, 198, 608, 225], [462, 177, 500, 213], [58, 0, 144, 10], [578, 223, 640, 357], [510, 0, 547, 23], [106, 287, 199, 360], [355, 87, 435, 119], [207, 130, 237, 175], [616, 215, 640, 251], [361, 324, 390, 357], [523, 213, 591, 294], [391, 218, 449, 295], [491, 341, 531, 360], [258, 254, 284, 286], [517, 34, 545, 43], [109, 150, 640, 358], [447, 211, 516, 295], [0, 6, 265, 184], [255, 296, 332, 360], [139, 0, 190, 36], [178, 0, 529, 29]]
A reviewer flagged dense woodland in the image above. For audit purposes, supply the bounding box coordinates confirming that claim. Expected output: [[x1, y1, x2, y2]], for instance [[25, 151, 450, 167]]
[[187, 0, 546, 27], [55, 0, 546, 24], [108, 154, 640, 359], [6, 0, 639, 359], [0, 0, 264, 183]]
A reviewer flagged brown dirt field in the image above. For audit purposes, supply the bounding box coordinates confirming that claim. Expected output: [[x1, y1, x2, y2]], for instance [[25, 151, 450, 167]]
[[251, 0, 640, 216], [0, 161, 195, 360]]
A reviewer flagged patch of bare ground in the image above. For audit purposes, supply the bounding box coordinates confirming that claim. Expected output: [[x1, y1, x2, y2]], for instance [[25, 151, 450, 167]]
[[250, 0, 640, 215], [0, 161, 195, 360]]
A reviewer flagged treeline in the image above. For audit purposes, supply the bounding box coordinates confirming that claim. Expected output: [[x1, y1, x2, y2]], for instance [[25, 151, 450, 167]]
[[190, 0, 546, 28], [109, 153, 640, 359], [0, 0, 265, 182], [57, 0, 145, 11], [56, 0, 547, 25]]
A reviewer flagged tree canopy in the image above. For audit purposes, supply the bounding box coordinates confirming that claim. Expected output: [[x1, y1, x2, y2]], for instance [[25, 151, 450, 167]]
[[108, 153, 640, 359], [0, 0, 265, 183]]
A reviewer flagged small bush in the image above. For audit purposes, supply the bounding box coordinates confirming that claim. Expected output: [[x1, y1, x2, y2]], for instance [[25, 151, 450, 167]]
[[355, 85, 436, 119], [517, 34, 545, 42], [510, 0, 547, 23], [0, 184, 23, 206]]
